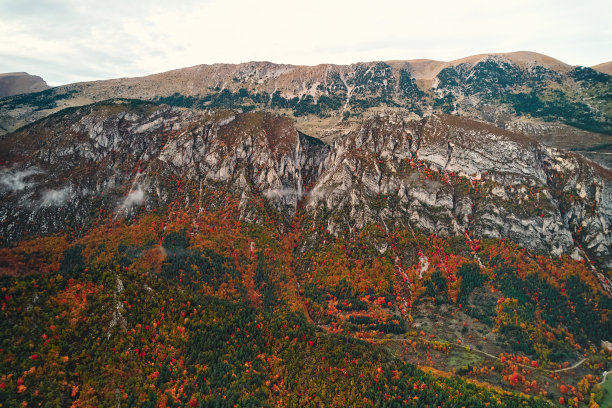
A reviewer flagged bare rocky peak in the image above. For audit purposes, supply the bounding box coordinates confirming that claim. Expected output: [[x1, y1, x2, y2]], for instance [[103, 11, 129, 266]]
[[0, 72, 50, 98]]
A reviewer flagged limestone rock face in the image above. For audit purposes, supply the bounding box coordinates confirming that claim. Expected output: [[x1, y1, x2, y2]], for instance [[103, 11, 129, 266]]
[[0, 101, 609, 268], [305, 113, 612, 269], [0, 101, 329, 241]]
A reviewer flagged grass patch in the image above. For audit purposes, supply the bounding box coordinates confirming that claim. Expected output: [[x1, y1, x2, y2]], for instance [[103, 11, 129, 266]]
[[599, 373, 612, 408], [448, 349, 483, 369]]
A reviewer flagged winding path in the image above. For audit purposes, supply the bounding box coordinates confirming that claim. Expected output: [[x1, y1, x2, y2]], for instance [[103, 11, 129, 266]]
[[598, 370, 610, 386], [371, 337, 587, 373]]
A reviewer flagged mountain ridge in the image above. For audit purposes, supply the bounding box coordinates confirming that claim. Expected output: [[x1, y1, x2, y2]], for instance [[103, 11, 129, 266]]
[[54, 51, 575, 97], [2, 51, 609, 172], [39, 51, 575, 86]]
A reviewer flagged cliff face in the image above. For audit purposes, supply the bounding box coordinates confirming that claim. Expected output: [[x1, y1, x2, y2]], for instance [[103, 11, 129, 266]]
[[305, 113, 611, 269], [147, 108, 329, 224], [1, 100, 610, 270], [0, 101, 329, 242]]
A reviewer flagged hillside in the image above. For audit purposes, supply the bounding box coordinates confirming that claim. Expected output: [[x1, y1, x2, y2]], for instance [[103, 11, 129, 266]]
[[0, 72, 49, 99], [593, 62, 612, 76], [1, 97, 611, 406]]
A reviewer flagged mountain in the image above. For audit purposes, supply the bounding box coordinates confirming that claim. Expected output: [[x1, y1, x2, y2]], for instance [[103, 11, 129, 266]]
[[0, 72, 49, 98], [593, 61, 612, 75], [1, 54, 612, 407], [1, 51, 610, 168], [2, 99, 609, 268]]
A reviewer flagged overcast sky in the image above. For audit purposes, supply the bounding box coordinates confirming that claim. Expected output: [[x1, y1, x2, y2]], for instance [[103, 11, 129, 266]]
[[1, 0, 610, 86]]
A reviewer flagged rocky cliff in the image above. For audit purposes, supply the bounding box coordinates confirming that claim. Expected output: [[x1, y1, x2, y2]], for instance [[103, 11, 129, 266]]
[[304, 113, 611, 269], [1, 101, 610, 271], [0, 100, 329, 243]]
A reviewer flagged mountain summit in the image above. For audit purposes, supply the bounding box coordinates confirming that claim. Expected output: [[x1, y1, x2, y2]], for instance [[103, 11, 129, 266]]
[[0, 72, 49, 98]]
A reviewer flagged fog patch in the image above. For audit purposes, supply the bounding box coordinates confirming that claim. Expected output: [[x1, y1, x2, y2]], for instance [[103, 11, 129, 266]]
[[41, 186, 72, 207], [423, 178, 442, 193], [263, 188, 301, 200], [305, 186, 328, 200], [0, 168, 41, 191], [407, 172, 442, 192], [119, 186, 145, 211]]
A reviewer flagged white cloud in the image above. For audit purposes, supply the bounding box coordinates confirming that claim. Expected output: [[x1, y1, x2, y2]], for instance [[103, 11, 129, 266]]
[[263, 188, 300, 200], [0, 168, 40, 191], [0, 0, 610, 85], [40, 186, 71, 207], [119, 186, 145, 211]]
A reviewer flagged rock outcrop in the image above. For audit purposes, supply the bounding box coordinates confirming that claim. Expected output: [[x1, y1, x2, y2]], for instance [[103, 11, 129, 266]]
[[305, 113, 612, 268], [0, 100, 329, 242], [0, 101, 609, 268]]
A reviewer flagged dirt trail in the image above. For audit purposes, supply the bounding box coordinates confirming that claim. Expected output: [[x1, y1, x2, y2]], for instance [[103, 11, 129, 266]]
[[371, 337, 586, 373], [598, 370, 610, 385]]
